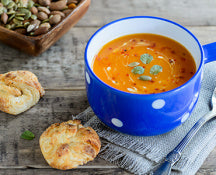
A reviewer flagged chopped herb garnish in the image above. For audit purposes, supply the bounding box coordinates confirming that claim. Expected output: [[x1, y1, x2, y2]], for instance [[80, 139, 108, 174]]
[[128, 62, 140, 67], [131, 66, 145, 74], [150, 65, 163, 75], [139, 75, 152, 81], [140, 53, 153, 64], [21, 130, 35, 140]]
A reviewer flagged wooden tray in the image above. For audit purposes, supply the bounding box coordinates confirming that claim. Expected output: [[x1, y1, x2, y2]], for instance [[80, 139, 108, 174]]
[[0, 0, 91, 56]]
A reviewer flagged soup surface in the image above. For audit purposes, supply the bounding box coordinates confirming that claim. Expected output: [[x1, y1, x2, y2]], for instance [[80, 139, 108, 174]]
[[92, 34, 196, 94]]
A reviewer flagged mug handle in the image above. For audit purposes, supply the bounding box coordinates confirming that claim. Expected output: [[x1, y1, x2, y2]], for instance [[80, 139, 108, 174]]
[[203, 42, 216, 64]]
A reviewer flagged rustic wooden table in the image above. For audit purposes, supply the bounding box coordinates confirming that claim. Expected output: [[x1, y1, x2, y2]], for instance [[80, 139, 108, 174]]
[[1, 0, 216, 174]]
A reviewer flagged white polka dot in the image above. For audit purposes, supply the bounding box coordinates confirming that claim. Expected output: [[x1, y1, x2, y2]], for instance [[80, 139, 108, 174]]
[[152, 99, 165, 109], [189, 101, 194, 110], [181, 113, 190, 123], [86, 72, 90, 84], [111, 118, 123, 127], [201, 72, 204, 80], [189, 95, 198, 110]]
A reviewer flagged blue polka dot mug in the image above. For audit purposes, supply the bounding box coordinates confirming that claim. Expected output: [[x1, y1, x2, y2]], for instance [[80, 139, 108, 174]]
[[84, 16, 216, 136]]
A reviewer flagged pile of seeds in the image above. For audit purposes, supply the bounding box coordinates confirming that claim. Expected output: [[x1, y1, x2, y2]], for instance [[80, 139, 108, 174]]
[[0, 0, 80, 36]]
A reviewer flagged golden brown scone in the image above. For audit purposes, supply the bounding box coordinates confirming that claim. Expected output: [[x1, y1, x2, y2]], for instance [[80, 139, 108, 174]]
[[0, 70, 45, 115], [39, 120, 101, 170]]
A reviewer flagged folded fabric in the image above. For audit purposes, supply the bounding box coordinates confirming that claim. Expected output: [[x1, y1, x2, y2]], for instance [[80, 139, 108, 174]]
[[74, 62, 216, 175]]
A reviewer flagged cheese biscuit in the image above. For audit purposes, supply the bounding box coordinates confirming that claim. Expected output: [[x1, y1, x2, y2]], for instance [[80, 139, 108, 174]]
[[39, 120, 101, 170], [0, 70, 45, 115]]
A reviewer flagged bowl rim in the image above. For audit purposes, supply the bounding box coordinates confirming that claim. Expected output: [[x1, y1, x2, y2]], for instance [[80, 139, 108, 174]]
[[0, 0, 89, 40], [84, 16, 204, 96]]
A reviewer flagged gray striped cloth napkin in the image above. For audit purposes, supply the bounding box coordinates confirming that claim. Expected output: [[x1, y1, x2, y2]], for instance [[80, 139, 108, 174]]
[[74, 61, 216, 175]]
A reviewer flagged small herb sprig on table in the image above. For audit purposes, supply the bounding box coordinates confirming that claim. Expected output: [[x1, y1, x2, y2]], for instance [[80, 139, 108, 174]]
[[21, 130, 35, 140], [128, 53, 163, 81]]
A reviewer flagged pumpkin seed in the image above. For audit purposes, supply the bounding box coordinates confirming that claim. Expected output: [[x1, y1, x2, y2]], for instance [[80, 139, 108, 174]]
[[13, 18, 23, 25], [15, 12, 25, 16], [19, 1, 24, 7], [34, 3, 41, 7], [15, 24, 24, 28], [48, 14, 53, 19], [19, 8, 29, 13], [150, 65, 163, 75], [24, 21, 30, 27], [7, 9, 15, 14], [30, 14, 37, 20], [17, 2, 22, 7], [42, 18, 49, 23], [8, 13, 15, 21], [27, 0, 34, 9], [7, 2, 15, 9], [15, 16, 24, 20], [2, 0, 10, 6], [138, 75, 152, 81], [10, 23, 16, 29], [62, 6, 68, 10], [128, 62, 140, 67], [3, 7, 7, 13], [30, 32, 34, 35], [5, 24, 11, 29], [24, 10, 31, 19], [131, 66, 145, 75], [140, 53, 153, 64], [0, 8, 3, 15]]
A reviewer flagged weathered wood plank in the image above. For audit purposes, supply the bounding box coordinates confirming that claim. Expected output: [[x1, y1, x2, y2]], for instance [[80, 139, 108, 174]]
[[197, 169, 216, 175], [188, 26, 216, 45], [0, 168, 132, 175], [0, 26, 216, 90], [76, 0, 216, 27]]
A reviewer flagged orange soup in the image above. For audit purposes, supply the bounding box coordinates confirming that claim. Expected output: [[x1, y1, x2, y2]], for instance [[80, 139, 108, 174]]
[[93, 34, 196, 94]]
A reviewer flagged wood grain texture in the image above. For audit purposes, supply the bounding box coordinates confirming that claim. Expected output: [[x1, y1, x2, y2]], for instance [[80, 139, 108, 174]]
[[77, 0, 216, 27], [0, 168, 132, 175]]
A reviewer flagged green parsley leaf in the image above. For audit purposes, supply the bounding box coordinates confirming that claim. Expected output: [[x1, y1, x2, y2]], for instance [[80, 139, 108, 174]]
[[21, 130, 35, 140], [139, 75, 152, 81], [131, 66, 145, 74], [140, 54, 153, 64], [128, 62, 140, 67], [150, 65, 163, 75]]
